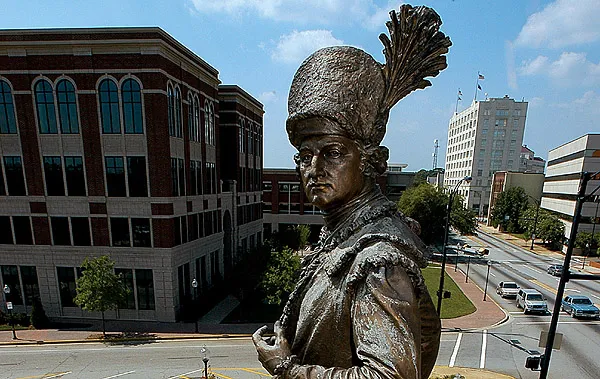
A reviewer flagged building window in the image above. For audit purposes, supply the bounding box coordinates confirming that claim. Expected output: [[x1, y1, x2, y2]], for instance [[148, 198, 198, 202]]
[[57, 266, 76, 307], [168, 84, 175, 136], [190, 161, 197, 196], [115, 268, 136, 309], [99, 79, 121, 134], [188, 94, 200, 142], [178, 158, 185, 196], [1, 265, 23, 305], [35, 79, 58, 134], [56, 79, 79, 134], [65, 156, 86, 196], [205, 162, 217, 194], [171, 158, 179, 196], [205, 101, 215, 145], [132, 218, 151, 247], [71, 217, 91, 246], [20, 266, 40, 306], [135, 269, 155, 310], [122, 78, 143, 134], [51, 216, 71, 245], [4, 157, 26, 196], [0, 80, 17, 134], [127, 156, 148, 197], [12, 216, 32, 244], [174, 88, 182, 138], [43, 156, 65, 196], [105, 157, 126, 197], [0, 216, 13, 244], [110, 217, 130, 247]]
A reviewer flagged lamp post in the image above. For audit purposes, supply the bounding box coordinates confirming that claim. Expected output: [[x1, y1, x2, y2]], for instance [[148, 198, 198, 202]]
[[528, 195, 541, 250], [483, 260, 492, 301], [437, 175, 472, 315], [200, 346, 210, 379], [3, 284, 16, 339], [191, 278, 199, 333]]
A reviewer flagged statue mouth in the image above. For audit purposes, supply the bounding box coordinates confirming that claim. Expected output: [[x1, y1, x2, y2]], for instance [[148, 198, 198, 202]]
[[308, 182, 330, 190]]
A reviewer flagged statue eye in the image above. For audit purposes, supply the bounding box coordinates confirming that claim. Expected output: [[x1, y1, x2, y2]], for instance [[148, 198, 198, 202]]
[[300, 153, 313, 164], [326, 149, 341, 158]]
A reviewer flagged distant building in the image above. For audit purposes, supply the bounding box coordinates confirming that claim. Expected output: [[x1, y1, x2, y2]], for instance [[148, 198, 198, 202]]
[[542, 134, 600, 245], [488, 171, 545, 221], [445, 96, 528, 217], [383, 163, 414, 202], [519, 145, 546, 173], [0, 28, 263, 322]]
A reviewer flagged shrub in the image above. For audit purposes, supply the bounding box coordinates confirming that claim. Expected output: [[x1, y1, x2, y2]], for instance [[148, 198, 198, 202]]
[[30, 297, 50, 329]]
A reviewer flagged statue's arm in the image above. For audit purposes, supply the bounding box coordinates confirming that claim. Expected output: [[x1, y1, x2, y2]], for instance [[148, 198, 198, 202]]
[[283, 264, 420, 379]]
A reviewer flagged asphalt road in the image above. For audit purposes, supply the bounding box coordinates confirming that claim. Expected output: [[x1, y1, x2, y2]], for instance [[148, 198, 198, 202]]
[[0, 338, 268, 379], [440, 230, 600, 379]]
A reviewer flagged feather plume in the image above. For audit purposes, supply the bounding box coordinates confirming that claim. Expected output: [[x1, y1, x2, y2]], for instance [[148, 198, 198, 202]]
[[379, 5, 452, 111]]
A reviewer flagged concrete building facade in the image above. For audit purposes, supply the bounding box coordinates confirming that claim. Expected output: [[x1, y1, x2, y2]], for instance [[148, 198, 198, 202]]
[[0, 28, 263, 322], [445, 96, 528, 217], [542, 134, 600, 242], [488, 171, 545, 221]]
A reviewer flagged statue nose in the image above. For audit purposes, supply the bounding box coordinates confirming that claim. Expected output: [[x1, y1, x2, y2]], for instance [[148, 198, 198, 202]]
[[307, 155, 326, 177]]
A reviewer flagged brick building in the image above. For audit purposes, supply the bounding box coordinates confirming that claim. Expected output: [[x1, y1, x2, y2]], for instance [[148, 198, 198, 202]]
[[0, 28, 263, 322]]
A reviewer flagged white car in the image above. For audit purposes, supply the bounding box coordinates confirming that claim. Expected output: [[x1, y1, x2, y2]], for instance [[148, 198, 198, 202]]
[[496, 281, 520, 298]]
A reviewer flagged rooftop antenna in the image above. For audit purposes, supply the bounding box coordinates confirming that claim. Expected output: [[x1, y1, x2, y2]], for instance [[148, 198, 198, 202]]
[[432, 139, 439, 169]]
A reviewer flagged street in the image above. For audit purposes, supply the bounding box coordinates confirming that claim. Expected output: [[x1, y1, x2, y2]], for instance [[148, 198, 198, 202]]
[[1, 230, 599, 379], [438, 230, 600, 379]]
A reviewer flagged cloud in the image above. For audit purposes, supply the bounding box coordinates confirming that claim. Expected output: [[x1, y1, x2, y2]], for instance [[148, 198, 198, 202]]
[[188, 0, 403, 26], [271, 30, 344, 64], [518, 52, 600, 86], [552, 91, 600, 114], [505, 41, 518, 90], [514, 0, 600, 48], [258, 91, 278, 104]]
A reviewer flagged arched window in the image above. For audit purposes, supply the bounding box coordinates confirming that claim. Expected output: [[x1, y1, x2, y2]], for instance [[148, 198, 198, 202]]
[[35, 79, 57, 134], [56, 79, 79, 134], [187, 93, 196, 141], [247, 121, 253, 155], [122, 79, 143, 134], [174, 87, 182, 138], [194, 95, 200, 142], [239, 119, 245, 153], [0, 80, 17, 134], [205, 101, 215, 145], [167, 84, 175, 136], [98, 79, 121, 134]]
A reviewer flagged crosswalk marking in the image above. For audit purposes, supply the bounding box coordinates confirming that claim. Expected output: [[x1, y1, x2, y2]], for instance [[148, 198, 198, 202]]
[[480, 330, 488, 369], [449, 332, 462, 367]]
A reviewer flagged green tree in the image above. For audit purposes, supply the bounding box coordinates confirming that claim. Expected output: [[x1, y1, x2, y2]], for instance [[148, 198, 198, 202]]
[[74, 255, 128, 336], [272, 224, 312, 251], [412, 168, 444, 187], [491, 187, 529, 233], [397, 183, 476, 245], [259, 247, 301, 306], [536, 211, 565, 250]]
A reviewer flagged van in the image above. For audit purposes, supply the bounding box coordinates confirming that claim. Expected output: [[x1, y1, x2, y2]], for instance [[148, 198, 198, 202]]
[[516, 289, 548, 314]]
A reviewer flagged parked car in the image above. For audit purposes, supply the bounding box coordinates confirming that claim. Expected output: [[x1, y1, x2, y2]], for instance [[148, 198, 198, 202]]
[[516, 289, 548, 314], [561, 295, 600, 319], [496, 281, 520, 298], [547, 264, 563, 276], [478, 247, 490, 256]]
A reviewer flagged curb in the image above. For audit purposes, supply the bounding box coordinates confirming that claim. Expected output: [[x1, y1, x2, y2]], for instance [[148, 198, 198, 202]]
[[0, 333, 252, 346]]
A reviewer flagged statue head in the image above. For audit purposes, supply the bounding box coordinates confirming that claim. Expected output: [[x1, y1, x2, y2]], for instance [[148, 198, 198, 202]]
[[286, 5, 452, 210]]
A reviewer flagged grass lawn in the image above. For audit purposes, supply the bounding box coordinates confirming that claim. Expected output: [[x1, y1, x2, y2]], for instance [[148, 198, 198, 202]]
[[0, 324, 29, 331], [422, 266, 476, 319]]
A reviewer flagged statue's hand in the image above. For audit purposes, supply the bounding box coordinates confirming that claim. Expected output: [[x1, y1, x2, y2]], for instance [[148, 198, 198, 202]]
[[252, 321, 292, 374]]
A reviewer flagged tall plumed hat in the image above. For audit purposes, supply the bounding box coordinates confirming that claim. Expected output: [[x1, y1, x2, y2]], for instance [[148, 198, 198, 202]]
[[286, 4, 452, 149]]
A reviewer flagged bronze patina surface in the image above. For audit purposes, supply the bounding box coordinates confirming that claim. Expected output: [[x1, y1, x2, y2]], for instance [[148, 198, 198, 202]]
[[253, 4, 451, 379]]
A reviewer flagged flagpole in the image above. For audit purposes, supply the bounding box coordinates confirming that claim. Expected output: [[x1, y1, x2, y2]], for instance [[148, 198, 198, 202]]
[[455, 88, 461, 114], [474, 71, 480, 102]]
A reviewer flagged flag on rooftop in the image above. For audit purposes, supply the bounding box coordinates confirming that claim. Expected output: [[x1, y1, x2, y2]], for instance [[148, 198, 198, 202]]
[[477, 84, 482, 90], [478, 74, 485, 80]]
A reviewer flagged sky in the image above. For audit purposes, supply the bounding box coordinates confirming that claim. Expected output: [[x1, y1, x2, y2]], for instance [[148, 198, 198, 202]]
[[2, 0, 599, 171]]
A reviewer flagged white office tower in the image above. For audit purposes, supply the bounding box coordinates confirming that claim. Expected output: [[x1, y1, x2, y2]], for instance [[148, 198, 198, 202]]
[[444, 95, 528, 217]]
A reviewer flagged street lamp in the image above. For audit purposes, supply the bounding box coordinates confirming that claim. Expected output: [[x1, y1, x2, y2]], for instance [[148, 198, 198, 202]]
[[3, 284, 16, 339], [527, 195, 541, 250], [437, 175, 472, 315], [483, 260, 492, 301], [200, 346, 210, 379], [191, 278, 199, 333]]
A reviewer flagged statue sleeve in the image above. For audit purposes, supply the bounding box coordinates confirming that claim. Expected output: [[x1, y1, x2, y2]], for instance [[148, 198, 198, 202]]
[[281, 264, 422, 379]]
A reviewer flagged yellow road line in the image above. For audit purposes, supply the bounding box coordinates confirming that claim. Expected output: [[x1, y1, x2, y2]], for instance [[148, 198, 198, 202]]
[[16, 372, 72, 379], [179, 376, 191, 379], [211, 372, 234, 379], [529, 279, 557, 295], [241, 368, 271, 377]]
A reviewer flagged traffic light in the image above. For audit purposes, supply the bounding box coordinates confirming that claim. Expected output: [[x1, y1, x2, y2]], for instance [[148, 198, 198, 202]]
[[525, 355, 542, 371]]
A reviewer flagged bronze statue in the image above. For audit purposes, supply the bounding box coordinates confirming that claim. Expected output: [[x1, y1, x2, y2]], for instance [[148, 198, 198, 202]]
[[253, 5, 451, 379]]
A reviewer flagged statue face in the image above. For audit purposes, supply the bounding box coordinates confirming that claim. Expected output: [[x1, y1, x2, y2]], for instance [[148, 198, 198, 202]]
[[297, 134, 365, 212]]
